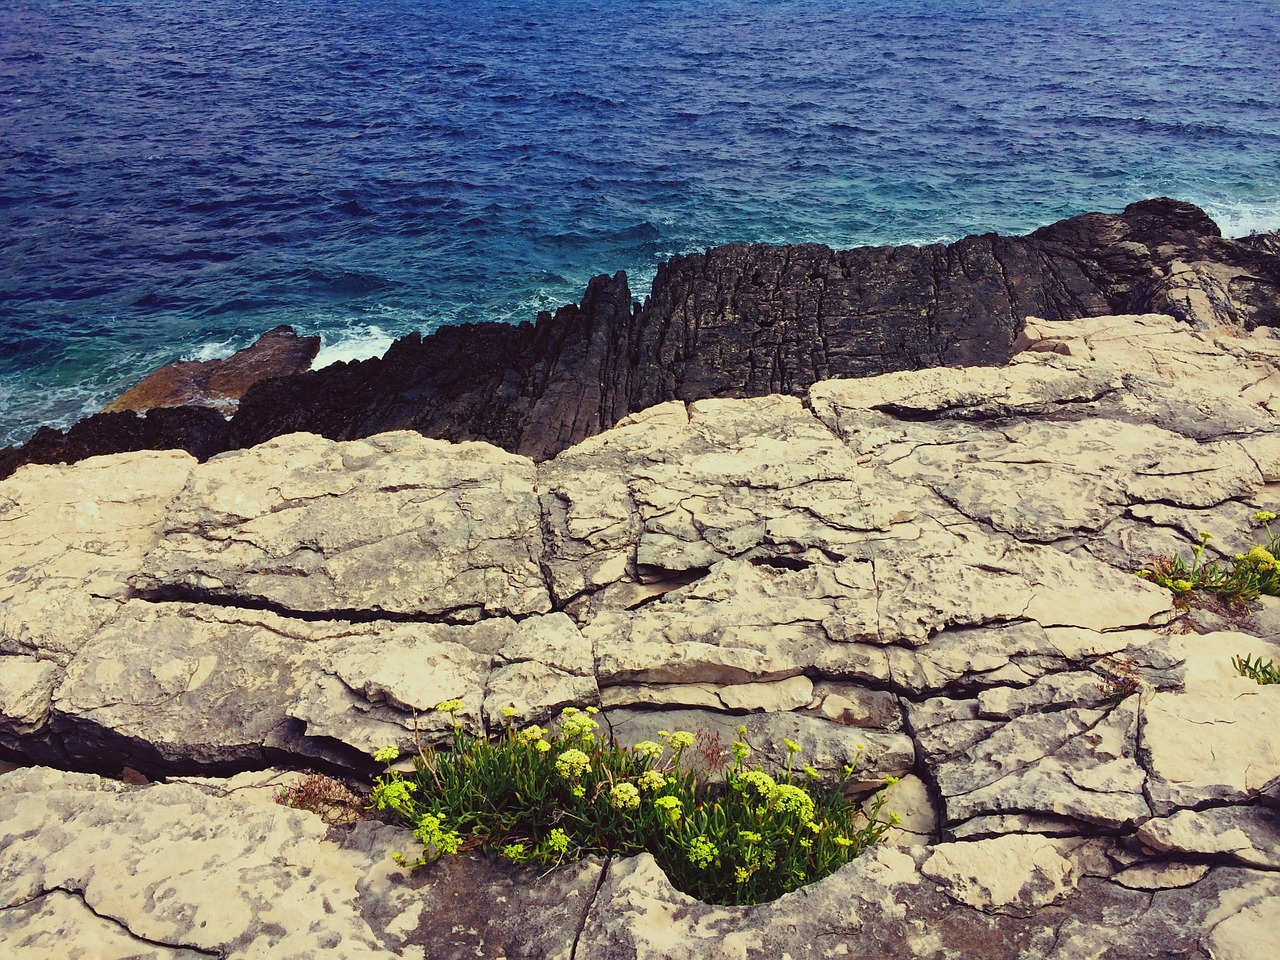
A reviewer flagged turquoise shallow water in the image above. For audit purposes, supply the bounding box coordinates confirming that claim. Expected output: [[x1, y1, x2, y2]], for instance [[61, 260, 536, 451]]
[[1, 0, 1278, 445]]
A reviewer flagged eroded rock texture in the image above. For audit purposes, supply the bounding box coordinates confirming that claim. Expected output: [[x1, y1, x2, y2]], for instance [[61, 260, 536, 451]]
[[3, 313, 1280, 957], [4, 198, 1279, 481]]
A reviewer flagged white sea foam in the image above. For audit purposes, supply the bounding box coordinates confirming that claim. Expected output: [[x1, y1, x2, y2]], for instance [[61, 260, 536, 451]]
[[182, 337, 243, 362], [313, 325, 397, 369], [1202, 197, 1280, 239], [0, 375, 112, 447]]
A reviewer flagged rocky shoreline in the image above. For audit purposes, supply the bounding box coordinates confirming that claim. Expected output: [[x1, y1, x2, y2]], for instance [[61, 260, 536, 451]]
[[4, 198, 1279, 483], [3, 301, 1280, 955]]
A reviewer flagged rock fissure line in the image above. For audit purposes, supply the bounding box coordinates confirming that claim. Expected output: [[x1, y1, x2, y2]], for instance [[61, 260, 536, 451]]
[[129, 585, 536, 627], [894, 692, 945, 843], [569, 856, 612, 960], [43, 885, 226, 958], [940, 705, 1118, 804]]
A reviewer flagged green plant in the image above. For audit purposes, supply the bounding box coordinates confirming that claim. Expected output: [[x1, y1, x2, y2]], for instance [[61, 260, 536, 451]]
[[1232, 653, 1280, 685], [1138, 513, 1280, 606], [1231, 510, 1280, 595], [275, 772, 366, 824], [371, 702, 896, 906]]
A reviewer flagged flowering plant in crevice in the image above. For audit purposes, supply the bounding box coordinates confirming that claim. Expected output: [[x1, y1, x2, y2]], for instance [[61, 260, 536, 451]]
[[370, 701, 897, 906], [1138, 512, 1280, 607]]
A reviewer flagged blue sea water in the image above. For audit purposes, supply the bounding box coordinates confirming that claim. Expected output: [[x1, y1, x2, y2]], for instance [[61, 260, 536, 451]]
[[1, 0, 1278, 446]]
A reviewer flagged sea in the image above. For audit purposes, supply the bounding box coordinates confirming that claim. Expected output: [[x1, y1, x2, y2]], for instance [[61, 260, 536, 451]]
[[2, 0, 1278, 447]]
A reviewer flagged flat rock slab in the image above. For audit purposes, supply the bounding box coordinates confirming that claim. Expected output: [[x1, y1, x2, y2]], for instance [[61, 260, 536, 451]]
[[134, 431, 551, 619]]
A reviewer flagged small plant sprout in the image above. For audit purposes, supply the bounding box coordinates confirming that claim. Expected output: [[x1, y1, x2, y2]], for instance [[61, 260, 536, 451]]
[[1232, 653, 1280, 685], [368, 703, 897, 905]]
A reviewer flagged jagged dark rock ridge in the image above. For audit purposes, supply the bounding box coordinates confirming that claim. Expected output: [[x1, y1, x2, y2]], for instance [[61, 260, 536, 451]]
[[3, 197, 1277, 479]]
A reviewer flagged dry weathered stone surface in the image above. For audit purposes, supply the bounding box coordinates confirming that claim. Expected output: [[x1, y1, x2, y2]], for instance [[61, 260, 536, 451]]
[[4, 312, 1280, 957], [134, 431, 551, 619]]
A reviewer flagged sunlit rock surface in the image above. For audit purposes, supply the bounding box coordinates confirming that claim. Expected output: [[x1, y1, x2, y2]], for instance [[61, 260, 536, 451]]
[[3, 313, 1280, 957]]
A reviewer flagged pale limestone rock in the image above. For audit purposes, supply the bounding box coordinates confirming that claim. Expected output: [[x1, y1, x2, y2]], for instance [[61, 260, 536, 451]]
[[0, 451, 194, 660], [949, 813, 1086, 839], [600, 682, 725, 711], [914, 685, 1150, 830], [808, 352, 1123, 434], [484, 612, 598, 725], [0, 767, 391, 958], [602, 676, 815, 714], [862, 773, 937, 845], [1136, 806, 1280, 869], [587, 560, 848, 687], [538, 467, 635, 603], [1, 888, 210, 959], [921, 835, 1079, 912], [860, 525, 1168, 646], [135, 432, 551, 618], [46, 598, 519, 766], [1204, 879, 1280, 960], [717, 675, 814, 713], [1110, 861, 1210, 890], [809, 681, 902, 730], [1141, 634, 1280, 814], [289, 622, 503, 753], [52, 600, 334, 767], [0, 657, 57, 746]]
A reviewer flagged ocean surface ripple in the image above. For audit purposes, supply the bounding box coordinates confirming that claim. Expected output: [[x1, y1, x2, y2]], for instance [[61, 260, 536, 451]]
[[2, 0, 1278, 444]]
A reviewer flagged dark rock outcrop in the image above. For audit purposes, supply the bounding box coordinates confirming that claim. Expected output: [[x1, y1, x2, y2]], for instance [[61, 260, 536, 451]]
[[3, 198, 1278, 478], [0, 406, 230, 481]]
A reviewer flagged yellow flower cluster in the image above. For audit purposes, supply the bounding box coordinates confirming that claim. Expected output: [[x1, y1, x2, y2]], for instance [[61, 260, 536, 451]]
[[638, 769, 667, 792], [546, 828, 570, 853], [633, 740, 664, 760], [668, 731, 696, 751], [610, 782, 641, 812], [687, 835, 719, 868], [555, 748, 591, 780], [370, 776, 417, 812], [770, 784, 816, 824], [654, 795, 683, 825], [1245, 545, 1277, 571], [737, 770, 776, 798], [561, 710, 600, 742], [516, 724, 549, 747], [414, 813, 462, 856]]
